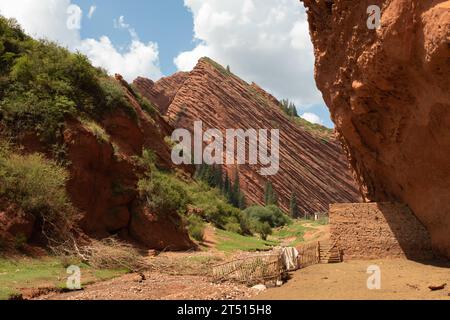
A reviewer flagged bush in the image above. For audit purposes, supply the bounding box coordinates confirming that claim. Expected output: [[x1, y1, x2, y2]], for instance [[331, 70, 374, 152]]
[[138, 170, 190, 216], [0, 146, 75, 240], [186, 215, 205, 242], [0, 18, 141, 144], [81, 119, 110, 143], [244, 205, 291, 229], [136, 151, 251, 236], [129, 84, 158, 117], [224, 222, 241, 234], [252, 221, 272, 241], [0, 152, 73, 219]]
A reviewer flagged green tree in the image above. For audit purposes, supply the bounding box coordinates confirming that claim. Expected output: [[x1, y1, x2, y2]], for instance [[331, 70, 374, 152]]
[[289, 192, 300, 218], [253, 221, 272, 240], [229, 169, 246, 209], [264, 181, 278, 206], [212, 165, 223, 189], [280, 99, 299, 118], [223, 173, 231, 198]]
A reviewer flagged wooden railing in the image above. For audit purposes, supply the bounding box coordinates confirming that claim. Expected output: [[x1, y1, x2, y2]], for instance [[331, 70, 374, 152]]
[[297, 242, 320, 268]]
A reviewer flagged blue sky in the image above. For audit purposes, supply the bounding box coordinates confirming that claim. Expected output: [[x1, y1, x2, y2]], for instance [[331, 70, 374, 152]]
[[74, 0, 196, 76], [0, 0, 333, 128]]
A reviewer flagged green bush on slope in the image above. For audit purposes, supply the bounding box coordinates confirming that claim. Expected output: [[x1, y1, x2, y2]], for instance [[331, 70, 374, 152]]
[[0, 16, 135, 144], [137, 150, 252, 240], [0, 142, 75, 239]]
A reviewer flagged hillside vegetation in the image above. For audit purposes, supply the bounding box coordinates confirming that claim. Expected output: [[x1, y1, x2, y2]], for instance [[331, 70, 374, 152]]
[[0, 16, 292, 256], [0, 17, 135, 146]]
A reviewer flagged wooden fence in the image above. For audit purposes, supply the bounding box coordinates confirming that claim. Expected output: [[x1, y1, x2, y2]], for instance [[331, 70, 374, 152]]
[[212, 253, 283, 285], [297, 242, 320, 268]]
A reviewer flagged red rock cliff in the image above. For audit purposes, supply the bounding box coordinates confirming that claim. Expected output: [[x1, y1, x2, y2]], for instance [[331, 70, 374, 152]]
[[65, 77, 194, 250], [301, 0, 450, 257], [135, 58, 361, 215]]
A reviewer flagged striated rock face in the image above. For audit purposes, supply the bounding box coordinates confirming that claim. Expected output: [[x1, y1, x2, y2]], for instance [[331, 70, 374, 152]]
[[134, 72, 189, 114], [302, 0, 450, 257], [135, 58, 361, 214]]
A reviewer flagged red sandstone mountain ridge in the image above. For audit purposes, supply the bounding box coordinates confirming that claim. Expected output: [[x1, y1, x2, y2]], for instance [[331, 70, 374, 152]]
[[301, 0, 450, 258], [134, 57, 361, 214]]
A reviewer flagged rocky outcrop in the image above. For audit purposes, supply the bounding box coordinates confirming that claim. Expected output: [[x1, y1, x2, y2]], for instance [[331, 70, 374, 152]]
[[130, 204, 194, 251], [0, 200, 35, 245], [134, 72, 189, 114], [135, 58, 361, 215], [38, 77, 193, 250], [302, 0, 450, 257]]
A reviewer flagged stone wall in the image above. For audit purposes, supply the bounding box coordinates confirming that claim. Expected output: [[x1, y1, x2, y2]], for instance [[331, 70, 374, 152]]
[[330, 203, 434, 261]]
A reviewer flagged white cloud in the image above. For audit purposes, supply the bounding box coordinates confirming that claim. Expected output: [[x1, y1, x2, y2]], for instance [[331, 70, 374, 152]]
[[0, 0, 81, 49], [175, 0, 321, 106], [0, 1, 163, 82], [114, 15, 129, 29], [88, 5, 96, 19], [79, 36, 162, 82], [301, 113, 323, 125], [174, 44, 211, 72]]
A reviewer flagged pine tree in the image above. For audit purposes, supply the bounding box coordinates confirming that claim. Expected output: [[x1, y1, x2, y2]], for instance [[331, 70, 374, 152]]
[[292, 105, 299, 118], [289, 192, 300, 218], [238, 192, 247, 210], [213, 165, 223, 189], [264, 181, 278, 206], [223, 173, 232, 202], [194, 164, 205, 180], [279, 99, 299, 118], [229, 169, 239, 207]]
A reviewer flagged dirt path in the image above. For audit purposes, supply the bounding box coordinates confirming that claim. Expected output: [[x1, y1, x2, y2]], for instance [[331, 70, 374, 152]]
[[256, 259, 450, 300], [302, 223, 330, 243], [37, 250, 255, 300], [38, 271, 255, 300]]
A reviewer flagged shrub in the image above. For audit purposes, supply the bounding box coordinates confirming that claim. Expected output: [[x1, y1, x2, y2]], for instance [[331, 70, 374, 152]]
[[186, 215, 205, 242], [252, 221, 272, 241], [98, 77, 127, 110], [0, 146, 75, 241], [244, 205, 291, 229], [0, 18, 141, 145], [130, 84, 158, 117], [138, 170, 190, 216], [136, 151, 251, 236], [224, 222, 241, 234], [81, 119, 110, 143]]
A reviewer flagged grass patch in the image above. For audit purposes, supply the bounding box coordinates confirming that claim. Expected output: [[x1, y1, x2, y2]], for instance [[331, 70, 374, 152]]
[[81, 119, 110, 143], [311, 216, 329, 226], [293, 117, 334, 141], [201, 57, 232, 78], [0, 257, 127, 300], [216, 229, 279, 252], [272, 220, 310, 247]]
